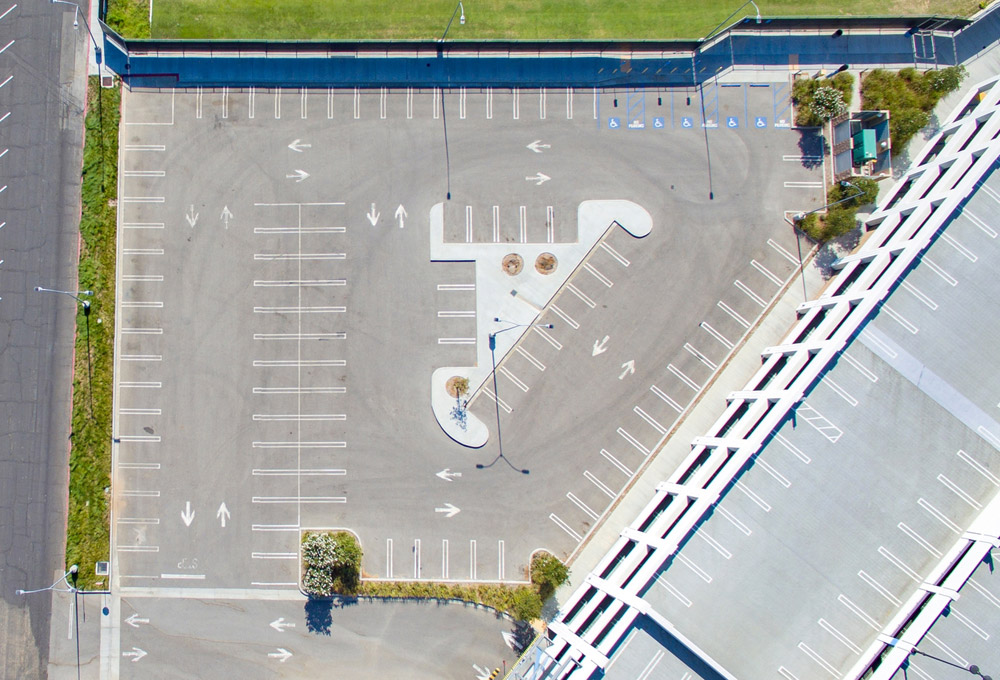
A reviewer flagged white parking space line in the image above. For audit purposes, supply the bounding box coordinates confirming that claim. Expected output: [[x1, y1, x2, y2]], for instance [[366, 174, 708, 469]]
[[717, 301, 750, 328], [498, 366, 529, 392], [734, 280, 767, 307], [599, 241, 630, 267], [513, 88, 520, 119], [119, 408, 161, 415], [273, 90, 281, 119], [836, 594, 880, 631], [941, 232, 978, 262], [967, 579, 1000, 610], [858, 570, 902, 605], [735, 481, 771, 512], [938, 474, 981, 508], [676, 554, 712, 583], [818, 618, 862, 654], [918, 497, 961, 533], [549, 304, 579, 329], [767, 238, 799, 265], [122, 274, 163, 282], [881, 303, 919, 334], [549, 513, 582, 541], [485, 87, 492, 119], [531, 325, 562, 350], [956, 449, 1000, 486], [978, 426, 1000, 448], [252, 468, 345, 476], [583, 262, 612, 287], [668, 364, 702, 391], [784, 181, 823, 189], [437, 283, 475, 291], [117, 517, 159, 524], [0, 75, 10, 89], [599, 448, 633, 477], [438, 338, 476, 345], [584, 470, 615, 498], [120, 381, 162, 389], [252, 552, 297, 560], [120, 355, 162, 362], [514, 346, 545, 371], [252, 414, 347, 422], [922, 256, 958, 286], [797, 642, 839, 677], [878, 546, 920, 581], [695, 529, 731, 559], [592, 88, 598, 119], [821, 376, 858, 407], [656, 575, 692, 607], [195, 87, 203, 118], [650, 384, 683, 413], [352, 88, 360, 119], [898, 522, 942, 557], [120, 301, 163, 308], [492, 205, 500, 242], [252, 496, 346, 503], [951, 609, 989, 640], [926, 633, 969, 667], [251, 441, 346, 449], [683, 343, 717, 370], [121, 490, 160, 497], [123, 145, 166, 152], [961, 209, 997, 238], [715, 506, 751, 536], [122, 170, 166, 178], [774, 433, 811, 464], [782, 154, 823, 163], [778, 667, 802, 680], [123, 222, 164, 230], [222, 86, 228, 118], [482, 387, 512, 413], [699, 321, 734, 350], [253, 359, 345, 367], [617, 427, 650, 456], [438, 310, 475, 318], [413, 539, 421, 578], [636, 650, 664, 680], [633, 406, 667, 435], [248, 87, 255, 118], [566, 492, 599, 520], [841, 352, 878, 383], [118, 435, 160, 443], [546, 205, 554, 243], [253, 279, 346, 287], [751, 259, 783, 285], [254, 253, 345, 261], [465, 205, 472, 242], [254, 226, 346, 234], [796, 402, 843, 443], [755, 458, 790, 488], [122, 247, 164, 255], [385, 539, 393, 577], [539, 88, 546, 119], [566, 283, 595, 308], [442, 539, 449, 579], [252, 387, 346, 394], [251, 524, 299, 532], [118, 546, 159, 553], [566, 87, 573, 119], [519, 205, 527, 243], [254, 332, 346, 340], [379, 87, 387, 119], [469, 540, 477, 580], [117, 462, 159, 470], [498, 540, 505, 580]]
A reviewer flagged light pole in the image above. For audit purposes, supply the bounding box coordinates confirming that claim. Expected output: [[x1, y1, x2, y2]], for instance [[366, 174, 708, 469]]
[[704, 0, 763, 40], [440, 1, 465, 42], [35, 286, 95, 415], [908, 647, 992, 679], [477, 318, 553, 475], [438, 1, 465, 200]]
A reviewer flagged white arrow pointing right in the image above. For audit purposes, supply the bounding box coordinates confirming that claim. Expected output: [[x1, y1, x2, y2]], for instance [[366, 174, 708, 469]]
[[122, 647, 147, 662], [525, 172, 551, 186], [285, 169, 309, 182], [268, 648, 292, 663], [435, 503, 460, 518]]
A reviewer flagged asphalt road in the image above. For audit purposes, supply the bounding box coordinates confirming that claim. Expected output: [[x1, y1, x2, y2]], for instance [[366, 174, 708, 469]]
[[0, 2, 88, 679]]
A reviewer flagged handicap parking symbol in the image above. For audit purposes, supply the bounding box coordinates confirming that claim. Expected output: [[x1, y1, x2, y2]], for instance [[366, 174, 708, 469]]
[[608, 117, 620, 129], [727, 116, 739, 128], [681, 116, 694, 129], [653, 117, 665, 129], [755, 116, 768, 128]]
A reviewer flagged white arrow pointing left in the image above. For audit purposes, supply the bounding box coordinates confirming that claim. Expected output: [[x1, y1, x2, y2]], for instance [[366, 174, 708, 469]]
[[285, 169, 309, 182], [526, 139, 551, 153], [525, 172, 551, 186], [287, 139, 311, 153], [217, 502, 230, 528], [181, 501, 195, 527], [124, 613, 149, 628], [270, 617, 296, 633], [435, 469, 462, 482], [435, 503, 460, 518], [268, 648, 292, 663], [122, 647, 147, 662]]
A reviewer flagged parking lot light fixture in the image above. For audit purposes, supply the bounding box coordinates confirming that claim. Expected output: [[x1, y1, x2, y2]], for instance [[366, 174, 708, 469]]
[[35, 285, 96, 415], [34, 286, 93, 309], [440, 1, 466, 42], [16, 564, 79, 596], [477, 318, 554, 475]]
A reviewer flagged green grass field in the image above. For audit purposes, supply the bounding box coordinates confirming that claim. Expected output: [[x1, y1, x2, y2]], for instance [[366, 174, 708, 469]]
[[140, 0, 982, 41]]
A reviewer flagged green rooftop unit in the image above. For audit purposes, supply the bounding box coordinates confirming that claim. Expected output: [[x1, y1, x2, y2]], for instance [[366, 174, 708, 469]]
[[853, 128, 877, 165]]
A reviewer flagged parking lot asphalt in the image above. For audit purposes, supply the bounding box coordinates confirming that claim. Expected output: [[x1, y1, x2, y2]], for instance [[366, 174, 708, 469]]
[[613, 162, 1000, 679], [110, 84, 823, 600]]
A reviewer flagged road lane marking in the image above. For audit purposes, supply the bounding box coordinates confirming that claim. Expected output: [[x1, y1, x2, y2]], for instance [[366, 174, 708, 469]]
[[546, 205, 554, 243], [465, 205, 473, 242], [252, 496, 346, 503], [251, 553, 297, 560], [413, 539, 421, 578], [469, 540, 476, 579], [117, 518, 159, 524], [252, 469, 345, 476], [519, 206, 527, 243], [253, 414, 346, 422], [254, 253, 345, 260], [252, 387, 346, 394], [254, 279, 346, 287], [251, 442, 346, 449], [492, 205, 500, 242], [252, 525, 299, 532], [253, 359, 345, 367], [254, 333, 346, 340]]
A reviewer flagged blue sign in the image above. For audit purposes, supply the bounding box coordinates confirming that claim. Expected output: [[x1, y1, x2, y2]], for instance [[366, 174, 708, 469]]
[[653, 117, 665, 129], [755, 116, 767, 128], [608, 117, 620, 129], [681, 116, 694, 128], [727, 116, 739, 128]]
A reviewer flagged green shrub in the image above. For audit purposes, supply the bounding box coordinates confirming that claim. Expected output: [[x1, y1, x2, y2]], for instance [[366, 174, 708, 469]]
[[830, 177, 880, 208], [531, 552, 569, 601], [794, 73, 854, 126], [824, 206, 859, 238], [301, 531, 363, 597], [812, 86, 848, 121], [861, 66, 967, 151], [510, 588, 544, 622]]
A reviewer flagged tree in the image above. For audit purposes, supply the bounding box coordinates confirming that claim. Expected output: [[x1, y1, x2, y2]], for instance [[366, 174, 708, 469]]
[[824, 206, 859, 238], [510, 587, 543, 621], [811, 86, 848, 121], [531, 553, 570, 600]]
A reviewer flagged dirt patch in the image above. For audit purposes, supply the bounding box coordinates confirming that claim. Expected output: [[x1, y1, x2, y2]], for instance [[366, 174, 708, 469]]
[[535, 252, 557, 275], [502, 253, 524, 276]]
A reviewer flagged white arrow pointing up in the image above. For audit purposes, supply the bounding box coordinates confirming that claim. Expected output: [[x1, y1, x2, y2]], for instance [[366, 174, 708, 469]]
[[122, 647, 147, 662], [287, 139, 311, 153], [181, 501, 195, 527], [619, 360, 636, 380], [124, 613, 149, 628], [526, 140, 551, 153], [525, 172, 551, 186], [268, 648, 292, 663], [394, 204, 407, 229], [185, 205, 199, 228], [270, 617, 296, 633], [592, 335, 610, 356], [285, 169, 309, 182], [366, 203, 380, 226], [435, 468, 462, 482], [217, 502, 230, 528], [220, 205, 233, 229], [435, 503, 460, 518]]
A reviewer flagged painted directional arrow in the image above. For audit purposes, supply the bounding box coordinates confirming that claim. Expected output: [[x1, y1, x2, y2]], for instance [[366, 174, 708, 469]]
[[366, 203, 380, 226], [473, 664, 491, 680], [124, 613, 149, 628], [122, 647, 147, 663], [268, 648, 292, 663], [285, 169, 309, 182], [435, 468, 462, 482], [185, 204, 199, 228], [502, 631, 518, 650], [435, 503, 460, 518], [394, 204, 407, 229], [525, 172, 551, 186], [181, 501, 195, 527], [592, 336, 610, 356], [526, 139, 551, 153], [287, 139, 311, 153], [269, 617, 296, 633], [220, 205, 233, 229], [217, 502, 230, 528], [619, 360, 635, 380]]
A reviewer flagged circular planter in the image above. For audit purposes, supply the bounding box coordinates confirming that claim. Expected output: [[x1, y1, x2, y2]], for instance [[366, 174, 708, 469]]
[[535, 252, 558, 275], [502, 253, 524, 276]]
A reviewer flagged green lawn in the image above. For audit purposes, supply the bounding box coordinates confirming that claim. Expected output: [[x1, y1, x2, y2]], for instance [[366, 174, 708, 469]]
[[141, 0, 981, 41]]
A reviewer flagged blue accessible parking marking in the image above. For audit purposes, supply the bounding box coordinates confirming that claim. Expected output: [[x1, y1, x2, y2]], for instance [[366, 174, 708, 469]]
[[727, 116, 739, 128], [653, 117, 665, 129], [608, 117, 621, 129], [755, 116, 768, 128], [681, 116, 694, 129]]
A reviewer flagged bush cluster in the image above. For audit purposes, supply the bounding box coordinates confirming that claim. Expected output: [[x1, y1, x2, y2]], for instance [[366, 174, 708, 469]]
[[797, 177, 881, 242], [861, 66, 967, 150], [793, 72, 854, 126], [301, 531, 363, 596]]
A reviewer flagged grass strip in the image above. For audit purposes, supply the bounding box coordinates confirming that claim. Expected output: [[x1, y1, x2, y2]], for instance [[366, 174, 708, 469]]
[[65, 77, 119, 591]]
